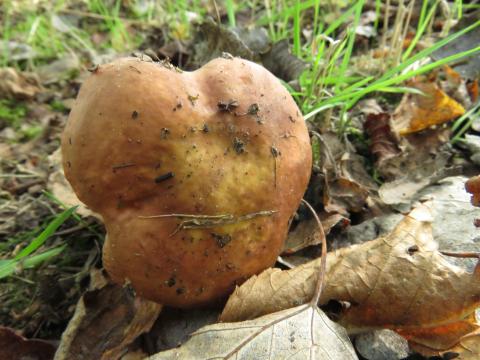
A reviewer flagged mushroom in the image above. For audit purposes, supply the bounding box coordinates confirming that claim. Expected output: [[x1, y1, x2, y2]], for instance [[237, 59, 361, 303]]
[[62, 57, 312, 307]]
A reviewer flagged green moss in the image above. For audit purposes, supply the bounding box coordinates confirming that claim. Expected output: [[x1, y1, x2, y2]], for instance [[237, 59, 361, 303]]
[[0, 99, 27, 129], [50, 99, 68, 113]]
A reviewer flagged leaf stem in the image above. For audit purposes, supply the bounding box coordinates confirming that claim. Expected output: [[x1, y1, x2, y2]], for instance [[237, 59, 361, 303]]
[[301, 199, 327, 306]]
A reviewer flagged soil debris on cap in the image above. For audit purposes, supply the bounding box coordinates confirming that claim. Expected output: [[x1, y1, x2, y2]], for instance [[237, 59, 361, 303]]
[[155, 172, 175, 183], [188, 94, 199, 106], [233, 137, 246, 154], [212, 233, 232, 248], [218, 100, 239, 113], [160, 128, 170, 139]]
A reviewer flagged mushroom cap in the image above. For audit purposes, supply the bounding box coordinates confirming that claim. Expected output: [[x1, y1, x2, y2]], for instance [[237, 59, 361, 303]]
[[62, 57, 312, 307]]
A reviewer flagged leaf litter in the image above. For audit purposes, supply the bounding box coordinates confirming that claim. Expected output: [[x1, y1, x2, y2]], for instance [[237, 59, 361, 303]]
[[54, 269, 162, 360], [2, 2, 480, 359], [220, 203, 480, 353]]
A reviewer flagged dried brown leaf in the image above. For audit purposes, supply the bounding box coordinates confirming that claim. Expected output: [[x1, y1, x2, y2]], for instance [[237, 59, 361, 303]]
[[150, 305, 357, 360], [313, 131, 381, 216], [391, 80, 465, 136], [283, 213, 346, 254], [465, 175, 480, 207], [261, 39, 307, 82], [363, 112, 400, 165], [0, 326, 56, 360], [0, 67, 41, 100], [220, 203, 480, 350], [324, 177, 370, 214], [409, 325, 480, 359], [190, 18, 255, 67], [54, 272, 162, 360], [399, 315, 479, 350]]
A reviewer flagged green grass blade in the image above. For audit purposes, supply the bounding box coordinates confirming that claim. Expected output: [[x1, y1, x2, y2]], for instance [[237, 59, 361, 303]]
[[256, 0, 317, 26], [336, 0, 364, 92], [384, 19, 480, 81], [402, 1, 437, 61], [0, 246, 66, 280], [293, 0, 301, 56], [324, 3, 358, 36], [225, 0, 236, 27], [304, 103, 343, 120], [14, 206, 76, 261], [451, 102, 480, 143]]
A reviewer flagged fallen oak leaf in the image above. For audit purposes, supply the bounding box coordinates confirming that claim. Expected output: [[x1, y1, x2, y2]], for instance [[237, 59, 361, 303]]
[[220, 203, 480, 348], [150, 200, 358, 360]]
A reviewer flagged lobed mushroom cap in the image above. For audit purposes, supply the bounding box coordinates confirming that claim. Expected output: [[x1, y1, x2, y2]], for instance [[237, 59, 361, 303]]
[[62, 57, 312, 307]]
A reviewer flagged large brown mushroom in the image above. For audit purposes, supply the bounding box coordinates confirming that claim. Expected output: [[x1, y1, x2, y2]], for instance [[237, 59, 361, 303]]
[[62, 56, 312, 307]]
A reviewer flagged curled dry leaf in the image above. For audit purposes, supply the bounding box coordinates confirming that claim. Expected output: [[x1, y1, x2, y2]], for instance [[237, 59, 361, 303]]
[[398, 314, 479, 352], [465, 175, 480, 207], [0, 326, 56, 360], [190, 18, 255, 67], [410, 329, 480, 360], [0, 67, 41, 100], [283, 213, 346, 254], [377, 134, 456, 205], [324, 176, 370, 214], [54, 271, 162, 360], [149, 305, 357, 360], [313, 131, 380, 216], [467, 79, 478, 103], [261, 39, 307, 82], [363, 112, 400, 165], [391, 80, 465, 136], [377, 150, 452, 205], [220, 204, 480, 351]]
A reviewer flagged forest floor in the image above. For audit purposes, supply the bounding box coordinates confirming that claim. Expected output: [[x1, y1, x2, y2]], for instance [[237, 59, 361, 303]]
[[1, 1, 480, 359]]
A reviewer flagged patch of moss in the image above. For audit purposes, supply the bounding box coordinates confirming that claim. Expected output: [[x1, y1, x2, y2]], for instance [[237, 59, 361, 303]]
[[0, 99, 27, 129]]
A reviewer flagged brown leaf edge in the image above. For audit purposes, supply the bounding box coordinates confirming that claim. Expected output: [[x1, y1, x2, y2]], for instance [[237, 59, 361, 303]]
[[0, 326, 56, 360]]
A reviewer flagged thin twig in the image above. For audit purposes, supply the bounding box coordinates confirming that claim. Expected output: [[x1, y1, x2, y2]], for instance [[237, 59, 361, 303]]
[[212, 0, 221, 24], [441, 250, 480, 274], [139, 210, 277, 236], [440, 251, 480, 259], [8, 179, 45, 194], [301, 199, 327, 306], [310, 130, 339, 176], [139, 213, 233, 219]]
